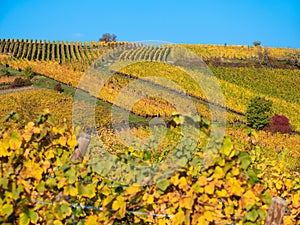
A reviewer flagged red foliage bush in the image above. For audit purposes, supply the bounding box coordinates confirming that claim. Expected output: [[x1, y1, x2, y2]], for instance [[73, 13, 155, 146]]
[[263, 114, 292, 134]]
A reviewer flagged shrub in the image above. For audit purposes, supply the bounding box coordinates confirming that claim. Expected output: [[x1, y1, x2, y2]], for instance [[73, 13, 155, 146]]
[[54, 83, 64, 93], [253, 41, 261, 46], [10, 77, 32, 88], [246, 96, 273, 130], [263, 114, 292, 134], [0, 68, 11, 76], [24, 67, 34, 79], [99, 33, 117, 42]]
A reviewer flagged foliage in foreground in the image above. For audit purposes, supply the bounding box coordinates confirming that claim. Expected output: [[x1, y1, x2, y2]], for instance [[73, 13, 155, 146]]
[[0, 112, 299, 224]]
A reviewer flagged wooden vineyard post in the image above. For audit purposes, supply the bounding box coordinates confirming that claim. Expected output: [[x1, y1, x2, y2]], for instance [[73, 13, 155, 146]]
[[265, 197, 287, 225], [70, 132, 91, 163]]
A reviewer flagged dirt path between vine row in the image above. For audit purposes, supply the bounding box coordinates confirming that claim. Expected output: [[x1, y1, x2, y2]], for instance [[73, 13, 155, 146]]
[[0, 85, 39, 95]]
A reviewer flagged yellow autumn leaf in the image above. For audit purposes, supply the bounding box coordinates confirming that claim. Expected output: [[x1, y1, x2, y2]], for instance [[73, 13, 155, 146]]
[[224, 205, 234, 216], [178, 177, 188, 189], [202, 210, 215, 222], [126, 185, 141, 196], [112, 196, 126, 217], [216, 189, 228, 198], [226, 177, 244, 197], [213, 166, 224, 179], [284, 179, 293, 190], [241, 190, 256, 208], [52, 127, 62, 135], [59, 136, 67, 146], [170, 173, 179, 186], [228, 148, 235, 158], [118, 197, 126, 218], [204, 182, 215, 195], [0, 141, 11, 157], [85, 215, 98, 225], [180, 196, 193, 210], [146, 194, 154, 204], [158, 218, 170, 225], [102, 195, 114, 207], [33, 127, 40, 134], [292, 193, 300, 208], [283, 216, 295, 225], [23, 122, 34, 142], [231, 167, 240, 176], [53, 220, 63, 225], [197, 176, 207, 186], [45, 149, 55, 159], [64, 185, 78, 197], [171, 210, 185, 225], [22, 161, 43, 180], [67, 135, 77, 148], [196, 215, 210, 225]]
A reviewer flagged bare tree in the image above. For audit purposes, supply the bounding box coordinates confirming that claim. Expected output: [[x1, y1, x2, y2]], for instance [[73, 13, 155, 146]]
[[99, 33, 117, 42], [111, 34, 117, 42], [253, 41, 261, 46]]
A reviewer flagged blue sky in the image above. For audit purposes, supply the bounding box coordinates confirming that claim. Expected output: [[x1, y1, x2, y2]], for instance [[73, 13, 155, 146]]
[[0, 0, 299, 48]]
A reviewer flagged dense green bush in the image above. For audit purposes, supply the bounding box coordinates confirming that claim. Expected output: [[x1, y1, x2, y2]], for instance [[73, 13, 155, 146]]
[[246, 96, 273, 130], [24, 67, 35, 79]]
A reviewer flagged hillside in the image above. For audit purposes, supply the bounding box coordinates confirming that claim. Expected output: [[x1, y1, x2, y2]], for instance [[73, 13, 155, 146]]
[[0, 38, 299, 224]]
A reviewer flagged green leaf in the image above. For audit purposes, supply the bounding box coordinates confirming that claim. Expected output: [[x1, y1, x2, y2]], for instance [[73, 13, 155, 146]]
[[221, 138, 233, 156], [28, 209, 38, 223], [247, 169, 259, 185], [36, 182, 45, 193], [257, 209, 266, 219], [19, 212, 30, 225], [177, 157, 188, 167], [65, 167, 77, 184], [143, 151, 152, 161], [156, 179, 169, 192], [245, 209, 258, 222], [4, 111, 19, 122], [77, 184, 95, 198], [53, 203, 71, 220], [2, 204, 13, 217], [261, 191, 272, 205], [9, 130, 22, 150], [240, 152, 251, 170], [12, 183, 23, 200], [0, 177, 8, 189], [45, 178, 57, 188]]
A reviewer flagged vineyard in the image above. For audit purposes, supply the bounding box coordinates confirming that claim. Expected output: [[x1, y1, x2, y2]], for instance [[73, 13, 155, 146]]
[[0, 38, 300, 224], [1, 39, 300, 64], [1, 40, 300, 129], [181, 44, 300, 60]]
